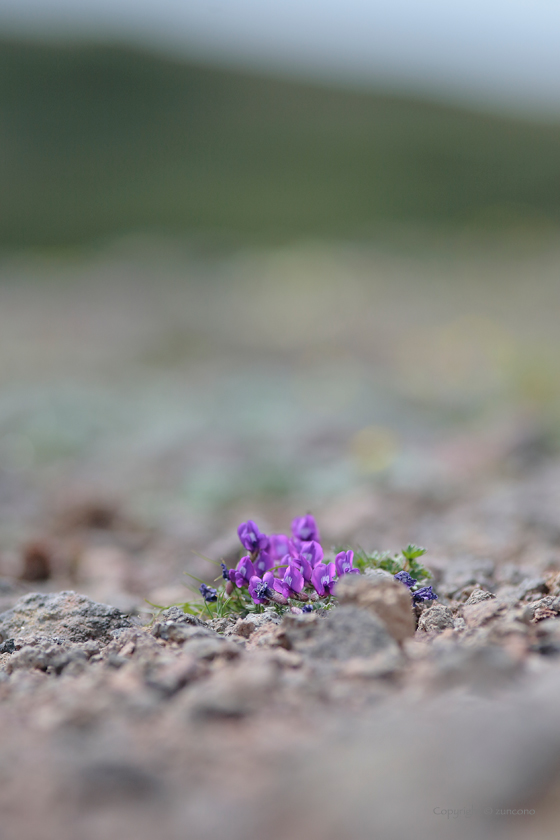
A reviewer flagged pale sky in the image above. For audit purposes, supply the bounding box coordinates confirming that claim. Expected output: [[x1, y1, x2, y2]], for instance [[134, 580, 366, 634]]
[[2, 0, 560, 114]]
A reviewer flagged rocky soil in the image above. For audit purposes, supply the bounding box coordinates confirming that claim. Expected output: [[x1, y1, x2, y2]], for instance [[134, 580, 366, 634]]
[[2, 491, 560, 840]]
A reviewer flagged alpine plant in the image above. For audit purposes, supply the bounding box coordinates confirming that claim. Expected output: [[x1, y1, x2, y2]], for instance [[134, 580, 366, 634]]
[[181, 516, 437, 619]]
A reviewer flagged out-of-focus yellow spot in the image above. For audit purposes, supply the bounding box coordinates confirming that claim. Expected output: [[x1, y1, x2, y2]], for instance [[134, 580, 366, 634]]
[[349, 426, 399, 473]]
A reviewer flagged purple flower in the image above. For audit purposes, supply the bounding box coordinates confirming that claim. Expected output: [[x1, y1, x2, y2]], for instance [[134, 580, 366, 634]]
[[291, 514, 320, 543], [302, 604, 314, 613], [231, 555, 255, 588], [253, 550, 273, 577], [220, 562, 230, 581], [274, 561, 305, 599], [335, 550, 360, 577], [291, 552, 313, 582], [394, 570, 417, 589], [269, 534, 292, 561], [311, 562, 336, 596], [248, 575, 271, 605], [237, 520, 269, 554], [412, 585, 438, 602], [299, 540, 323, 568], [199, 583, 218, 602]]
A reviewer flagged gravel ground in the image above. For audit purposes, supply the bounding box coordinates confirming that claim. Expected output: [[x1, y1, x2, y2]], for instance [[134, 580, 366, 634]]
[[2, 241, 560, 838]]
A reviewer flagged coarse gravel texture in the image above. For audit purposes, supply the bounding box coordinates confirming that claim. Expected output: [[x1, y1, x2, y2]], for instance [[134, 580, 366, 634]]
[[1, 543, 560, 840]]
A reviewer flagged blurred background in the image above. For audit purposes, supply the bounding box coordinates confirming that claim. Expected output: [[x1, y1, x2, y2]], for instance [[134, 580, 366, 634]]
[[0, 1, 560, 607]]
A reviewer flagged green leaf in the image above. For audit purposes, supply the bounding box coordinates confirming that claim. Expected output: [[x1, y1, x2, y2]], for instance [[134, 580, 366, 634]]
[[402, 544, 427, 561]]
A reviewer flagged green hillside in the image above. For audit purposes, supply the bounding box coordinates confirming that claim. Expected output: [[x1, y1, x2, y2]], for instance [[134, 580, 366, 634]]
[[1, 38, 560, 248]]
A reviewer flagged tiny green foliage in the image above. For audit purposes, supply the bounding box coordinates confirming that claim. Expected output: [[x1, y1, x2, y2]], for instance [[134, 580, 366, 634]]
[[167, 578, 275, 621], [402, 544, 427, 561], [352, 548, 400, 574], [401, 544, 431, 581], [352, 544, 432, 581]]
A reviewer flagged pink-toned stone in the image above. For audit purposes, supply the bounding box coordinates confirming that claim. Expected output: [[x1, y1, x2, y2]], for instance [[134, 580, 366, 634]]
[[336, 575, 415, 643]]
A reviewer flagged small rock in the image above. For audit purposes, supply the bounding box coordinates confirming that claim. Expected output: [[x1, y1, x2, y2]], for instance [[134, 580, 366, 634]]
[[464, 589, 495, 606], [151, 609, 212, 644], [151, 606, 205, 628], [417, 604, 454, 634], [336, 576, 415, 643], [462, 599, 505, 629], [227, 609, 281, 638], [159, 624, 215, 645], [249, 622, 285, 649], [103, 628, 163, 665], [533, 607, 558, 623], [208, 616, 236, 634], [183, 637, 241, 660], [522, 596, 560, 622], [5, 639, 88, 675], [0, 591, 131, 644]]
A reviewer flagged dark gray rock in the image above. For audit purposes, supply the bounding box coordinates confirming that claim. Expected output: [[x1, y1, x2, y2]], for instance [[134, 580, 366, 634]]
[[0, 591, 131, 645]]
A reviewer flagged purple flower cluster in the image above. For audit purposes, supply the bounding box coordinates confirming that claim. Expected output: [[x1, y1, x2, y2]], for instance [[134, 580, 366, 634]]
[[225, 515, 360, 605]]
